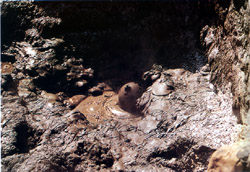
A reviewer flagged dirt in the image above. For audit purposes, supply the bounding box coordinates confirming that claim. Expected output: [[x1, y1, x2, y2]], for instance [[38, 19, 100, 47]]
[[1, 66, 240, 171], [1, 1, 249, 172]]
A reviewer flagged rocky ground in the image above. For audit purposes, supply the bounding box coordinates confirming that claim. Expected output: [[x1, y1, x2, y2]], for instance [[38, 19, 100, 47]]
[[1, 1, 249, 172], [1, 64, 240, 171]]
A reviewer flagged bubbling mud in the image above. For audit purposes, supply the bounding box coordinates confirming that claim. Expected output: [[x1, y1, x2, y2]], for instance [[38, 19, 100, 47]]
[[118, 82, 143, 113], [1, 62, 13, 74], [67, 82, 143, 124]]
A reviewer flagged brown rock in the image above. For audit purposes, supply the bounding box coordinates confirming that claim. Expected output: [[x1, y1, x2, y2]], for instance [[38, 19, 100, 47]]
[[88, 86, 103, 96], [208, 143, 243, 172], [41, 91, 58, 101], [64, 95, 86, 107], [75, 80, 88, 88]]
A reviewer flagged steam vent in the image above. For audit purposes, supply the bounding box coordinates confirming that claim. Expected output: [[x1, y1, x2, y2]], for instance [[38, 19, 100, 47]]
[[1, 1, 250, 171]]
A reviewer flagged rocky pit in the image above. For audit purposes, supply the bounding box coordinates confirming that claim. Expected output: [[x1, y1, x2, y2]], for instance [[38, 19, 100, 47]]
[[1, 1, 250, 172]]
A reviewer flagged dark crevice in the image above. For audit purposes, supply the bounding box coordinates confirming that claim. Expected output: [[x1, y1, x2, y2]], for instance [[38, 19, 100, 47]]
[[233, 0, 246, 11], [96, 157, 114, 168], [14, 121, 38, 154], [1, 54, 16, 63], [147, 139, 194, 162]]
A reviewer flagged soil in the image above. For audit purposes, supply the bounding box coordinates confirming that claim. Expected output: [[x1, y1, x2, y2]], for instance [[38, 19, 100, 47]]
[[1, 1, 249, 172]]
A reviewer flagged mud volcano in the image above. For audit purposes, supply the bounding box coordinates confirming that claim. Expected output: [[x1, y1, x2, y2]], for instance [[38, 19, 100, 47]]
[[2, 1, 250, 172], [118, 82, 142, 113], [64, 82, 142, 126]]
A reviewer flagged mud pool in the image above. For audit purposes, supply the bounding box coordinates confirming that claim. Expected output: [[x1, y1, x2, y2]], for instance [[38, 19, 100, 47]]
[[2, 1, 248, 172]]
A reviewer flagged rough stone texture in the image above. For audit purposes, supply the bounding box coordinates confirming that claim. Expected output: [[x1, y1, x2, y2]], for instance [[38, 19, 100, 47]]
[[200, 0, 250, 171], [208, 140, 250, 172], [208, 143, 244, 172], [1, 1, 248, 172]]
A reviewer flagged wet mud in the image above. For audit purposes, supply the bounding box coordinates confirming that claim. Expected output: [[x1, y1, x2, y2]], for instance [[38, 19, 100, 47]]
[[1, 1, 247, 172]]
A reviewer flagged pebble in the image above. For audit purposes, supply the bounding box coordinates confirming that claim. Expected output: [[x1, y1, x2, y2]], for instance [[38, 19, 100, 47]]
[[41, 91, 58, 101]]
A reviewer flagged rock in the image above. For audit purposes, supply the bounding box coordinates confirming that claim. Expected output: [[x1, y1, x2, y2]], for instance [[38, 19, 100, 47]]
[[142, 64, 163, 83], [144, 138, 167, 151], [201, 1, 250, 171], [42, 38, 64, 49], [152, 79, 174, 96], [151, 73, 161, 81], [83, 68, 94, 78], [208, 143, 243, 172], [56, 92, 68, 102], [64, 95, 86, 108], [18, 79, 36, 92], [96, 82, 106, 89], [120, 147, 138, 166], [88, 86, 103, 96], [41, 91, 58, 101], [200, 64, 210, 75], [87, 82, 107, 96], [25, 28, 40, 42], [138, 115, 159, 133], [75, 80, 88, 88], [127, 132, 145, 145]]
